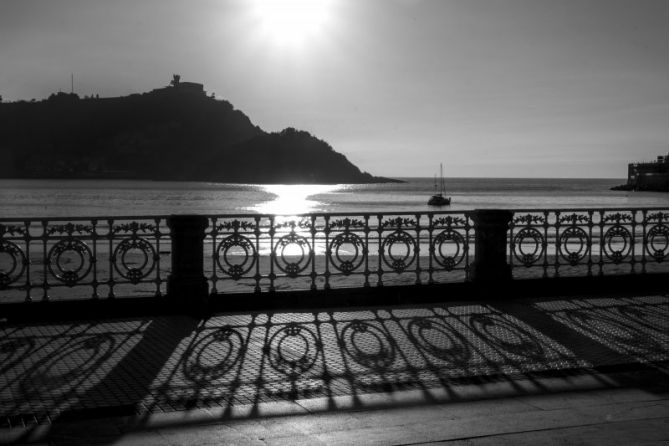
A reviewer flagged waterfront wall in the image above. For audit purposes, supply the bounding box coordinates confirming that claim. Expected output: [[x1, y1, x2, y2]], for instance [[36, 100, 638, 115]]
[[627, 158, 669, 191], [636, 173, 669, 191]]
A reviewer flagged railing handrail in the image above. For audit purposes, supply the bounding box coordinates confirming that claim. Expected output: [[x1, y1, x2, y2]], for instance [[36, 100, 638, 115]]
[[0, 215, 170, 223], [508, 207, 669, 213], [2, 206, 669, 223]]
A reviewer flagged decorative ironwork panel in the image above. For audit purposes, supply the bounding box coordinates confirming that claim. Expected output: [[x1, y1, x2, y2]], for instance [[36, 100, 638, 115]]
[[512, 227, 545, 267], [47, 237, 94, 286], [428, 214, 471, 283], [645, 223, 669, 262], [0, 240, 27, 289], [328, 231, 366, 275], [509, 207, 667, 279], [0, 216, 169, 303], [602, 224, 633, 263], [207, 211, 472, 294], [273, 232, 313, 277], [558, 226, 590, 266], [6, 207, 664, 301], [509, 212, 550, 277], [112, 236, 157, 284], [216, 234, 257, 280], [380, 229, 417, 273]]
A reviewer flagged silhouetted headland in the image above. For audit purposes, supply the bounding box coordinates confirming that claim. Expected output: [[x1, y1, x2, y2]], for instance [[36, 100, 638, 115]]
[[0, 77, 400, 184]]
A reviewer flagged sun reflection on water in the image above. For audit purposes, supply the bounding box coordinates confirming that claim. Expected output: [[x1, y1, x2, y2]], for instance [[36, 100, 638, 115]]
[[253, 184, 341, 216], [251, 184, 342, 256]]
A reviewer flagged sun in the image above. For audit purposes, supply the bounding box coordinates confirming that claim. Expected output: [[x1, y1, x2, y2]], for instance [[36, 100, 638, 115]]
[[250, 0, 333, 46]]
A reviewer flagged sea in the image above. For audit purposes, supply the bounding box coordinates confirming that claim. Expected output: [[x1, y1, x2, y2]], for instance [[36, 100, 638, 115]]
[[1, 177, 668, 219]]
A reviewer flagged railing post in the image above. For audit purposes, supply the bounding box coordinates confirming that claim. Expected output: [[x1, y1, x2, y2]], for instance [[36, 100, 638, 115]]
[[470, 209, 513, 285], [167, 215, 209, 312]]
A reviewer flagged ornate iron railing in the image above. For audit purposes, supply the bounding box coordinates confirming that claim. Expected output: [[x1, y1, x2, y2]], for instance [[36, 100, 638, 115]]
[[0, 216, 169, 303], [206, 212, 472, 294], [2, 207, 668, 304], [508, 208, 669, 279]]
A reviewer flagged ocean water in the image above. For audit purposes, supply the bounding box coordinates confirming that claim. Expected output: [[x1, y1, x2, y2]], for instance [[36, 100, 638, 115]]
[[0, 177, 668, 218]]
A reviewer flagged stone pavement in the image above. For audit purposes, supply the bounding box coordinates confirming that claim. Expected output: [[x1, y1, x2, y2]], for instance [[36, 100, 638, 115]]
[[1, 293, 668, 444]]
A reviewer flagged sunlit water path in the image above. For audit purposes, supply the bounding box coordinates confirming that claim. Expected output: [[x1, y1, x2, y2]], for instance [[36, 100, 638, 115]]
[[1, 178, 668, 219]]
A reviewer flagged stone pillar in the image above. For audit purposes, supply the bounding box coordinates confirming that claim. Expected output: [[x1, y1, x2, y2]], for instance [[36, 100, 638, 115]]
[[470, 209, 513, 284], [167, 215, 209, 312]]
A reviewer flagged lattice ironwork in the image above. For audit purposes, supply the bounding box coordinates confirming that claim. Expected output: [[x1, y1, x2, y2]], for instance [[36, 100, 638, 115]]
[[602, 224, 633, 264], [328, 231, 366, 275], [508, 208, 669, 279], [112, 236, 157, 284], [0, 216, 168, 303], [0, 240, 26, 289], [47, 238, 94, 286], [431, 229, 466, 271], [273, 232, 313, 278], [216, 234, 257, 280], [512, 227, 545, 267], [381, 229, 417, 273], [558, 226, 590, 266], [3, 207, 667, 302], [206, 211, 472, 294]]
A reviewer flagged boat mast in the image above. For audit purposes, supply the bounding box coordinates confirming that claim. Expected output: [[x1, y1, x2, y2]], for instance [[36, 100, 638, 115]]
[[440, 163, 444, 194]]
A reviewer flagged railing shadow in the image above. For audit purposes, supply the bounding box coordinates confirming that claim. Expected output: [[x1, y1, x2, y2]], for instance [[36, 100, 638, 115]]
[[1, 296, 668, 443], [531, 295, 669, 364]]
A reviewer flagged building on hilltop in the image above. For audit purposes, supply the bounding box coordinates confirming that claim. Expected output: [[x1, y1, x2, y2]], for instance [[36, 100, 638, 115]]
[[627, 154, 669, 191], [173, 81, 204, 94], [151, 75, 205, 96]]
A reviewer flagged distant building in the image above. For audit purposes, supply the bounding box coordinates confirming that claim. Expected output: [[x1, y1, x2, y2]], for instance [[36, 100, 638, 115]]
[[151, 80, 205, 95], [627, 154, 669, 191], [173, 81, 205, 94]]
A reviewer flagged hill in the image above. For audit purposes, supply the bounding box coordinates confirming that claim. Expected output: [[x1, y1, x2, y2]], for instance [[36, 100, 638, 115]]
[[0, 80, 397, 184]]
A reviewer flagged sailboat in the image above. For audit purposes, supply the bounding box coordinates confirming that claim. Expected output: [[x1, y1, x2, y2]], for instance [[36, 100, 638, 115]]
[[428, 163, 451, 206]]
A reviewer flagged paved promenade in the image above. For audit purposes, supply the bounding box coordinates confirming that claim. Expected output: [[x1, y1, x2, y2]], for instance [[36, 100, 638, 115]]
[[1, 293, 668, 444]]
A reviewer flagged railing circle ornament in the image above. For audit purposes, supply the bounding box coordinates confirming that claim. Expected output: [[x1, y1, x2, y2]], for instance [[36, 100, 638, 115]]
[[267, 323, 320, 378], [216, 234, 257, 280], [558, 226, 590, 266], [512, 227, 545, 267], [603, 224, 632, 263], [381, 230, 417, 273], [0, 240, 26, 288], [47, 238, 93, 286], [328, 232, 365, 275], [432, 229, 466, 271], [645, 224, 669, 262], [273, 232, 312, 277], [112, 236, 157, 284]]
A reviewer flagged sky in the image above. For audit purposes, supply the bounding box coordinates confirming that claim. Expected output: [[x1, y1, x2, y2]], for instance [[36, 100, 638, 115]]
[[1, 0, 668, 179]]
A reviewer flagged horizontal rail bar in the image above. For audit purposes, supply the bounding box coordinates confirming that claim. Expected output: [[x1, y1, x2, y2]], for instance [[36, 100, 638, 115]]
[[4, 206, 669, 223]]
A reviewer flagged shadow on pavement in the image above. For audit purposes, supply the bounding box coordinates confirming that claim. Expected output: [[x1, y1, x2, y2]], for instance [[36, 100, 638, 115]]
[[1, 294, 668, 444]]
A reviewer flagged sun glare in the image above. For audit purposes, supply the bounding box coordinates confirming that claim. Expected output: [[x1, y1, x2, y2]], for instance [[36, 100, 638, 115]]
[[251, 0, 332, 46], [254, 184, 338, 215]]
